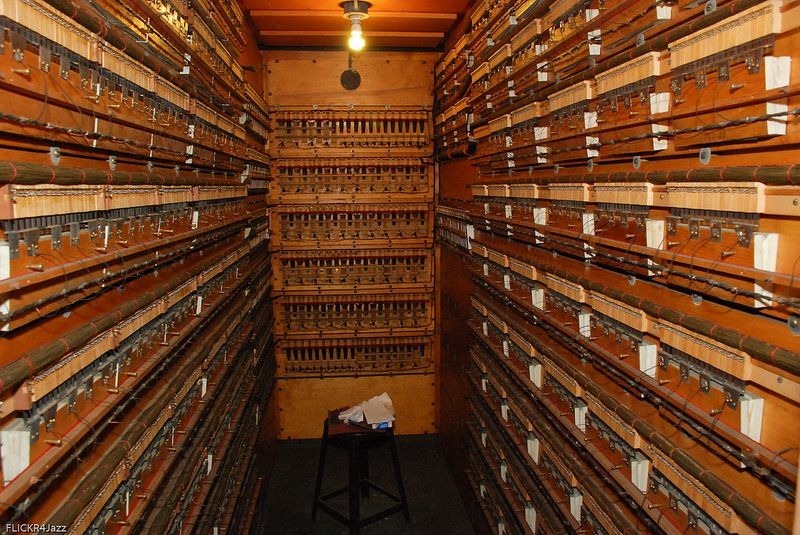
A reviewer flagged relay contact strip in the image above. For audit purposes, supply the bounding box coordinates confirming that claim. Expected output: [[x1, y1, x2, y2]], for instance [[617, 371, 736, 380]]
[[270, 107, 437, 378], [0, 0, 273, 531], [436, 0, 800, 533]]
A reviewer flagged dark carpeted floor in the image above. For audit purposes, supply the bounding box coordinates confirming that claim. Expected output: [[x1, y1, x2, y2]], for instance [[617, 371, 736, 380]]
[[261, 435, 475, 534]]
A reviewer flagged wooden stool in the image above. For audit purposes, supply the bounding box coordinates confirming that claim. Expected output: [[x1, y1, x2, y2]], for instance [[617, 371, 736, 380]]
[[311, 413, 410, 534]]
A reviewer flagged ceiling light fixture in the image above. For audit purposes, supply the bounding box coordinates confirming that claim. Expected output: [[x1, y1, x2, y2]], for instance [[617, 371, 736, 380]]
[[341, 0, 371, 52]]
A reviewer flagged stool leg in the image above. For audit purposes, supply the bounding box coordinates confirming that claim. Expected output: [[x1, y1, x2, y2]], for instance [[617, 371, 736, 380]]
[[349, 438, 361, 534], [358, 442, 370, 498], [312, 420, 329, 519], [388, 434, 410, 521]]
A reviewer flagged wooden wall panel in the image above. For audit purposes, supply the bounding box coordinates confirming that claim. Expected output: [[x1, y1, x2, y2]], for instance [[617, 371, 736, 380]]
[[266, 50, 440, 438], [275, 374, 436, 439], [264, 51, 438, 107]]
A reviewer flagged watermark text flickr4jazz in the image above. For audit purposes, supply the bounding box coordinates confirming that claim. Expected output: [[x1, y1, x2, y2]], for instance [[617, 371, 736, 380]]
[[5, 524, 67, 533]]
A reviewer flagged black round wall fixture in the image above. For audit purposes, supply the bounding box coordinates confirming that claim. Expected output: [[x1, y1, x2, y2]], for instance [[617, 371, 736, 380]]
[[341, 68, 361, 90]]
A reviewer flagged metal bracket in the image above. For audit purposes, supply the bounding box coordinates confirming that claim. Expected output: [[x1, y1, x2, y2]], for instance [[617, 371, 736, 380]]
[[69, 222, 80, 246], [51, 225, 62, 250], [679, 363, 690, 382], [29, 417, 40, 444], [734, 224, 753, 247], [709, 220, 722, 242], [7, 231, 20, 259], [723, 386, 739, 409], [100, 364, 111, 385], [43, 405, 57, 432], [68, 390, 77, 413], [39, 45, 51, 72], [78, 63, 92, 90], [23, 229, 39, 257], [695, 68, 706, 89], [688, 219, 700, 238], [98, 75, 108, 96], [60, 52, 70, 79], [50, 146, 62, 166], [670, 76, 682, 96], [744, 47, 763, 74], [699, 374, 711, 392], [666, 217, 678, 236], [717, 60, 730, 82], [10, 30, 25, 62], [87, 219, 100, 242]]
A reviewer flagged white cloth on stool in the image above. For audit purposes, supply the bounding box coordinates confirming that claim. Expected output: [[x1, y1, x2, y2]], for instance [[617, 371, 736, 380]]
[[337, 392, 396, 427]]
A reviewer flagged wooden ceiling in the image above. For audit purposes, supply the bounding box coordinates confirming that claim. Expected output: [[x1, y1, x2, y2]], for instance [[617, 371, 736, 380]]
[[243, 0, 470, 50]]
